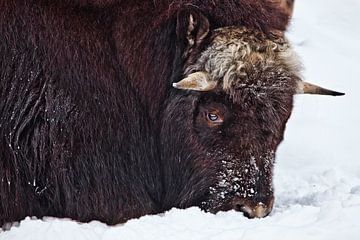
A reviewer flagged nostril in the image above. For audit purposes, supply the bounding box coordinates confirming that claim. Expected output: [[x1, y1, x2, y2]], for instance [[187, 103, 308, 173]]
[[239, 205, 254, 218], [232, 197, 272, 218], [233, 203, 243, 212], [233, 202, 254, 218], [232, 199, 245, 212]]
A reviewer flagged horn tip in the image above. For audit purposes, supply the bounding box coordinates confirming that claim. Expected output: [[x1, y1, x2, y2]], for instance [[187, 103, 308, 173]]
[[331, 91, 345, 96]]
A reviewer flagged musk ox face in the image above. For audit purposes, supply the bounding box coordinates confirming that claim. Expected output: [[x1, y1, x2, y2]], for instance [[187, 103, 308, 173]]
[[191, 85, 294, 218], [169, 8, 343, 218], [172, 26, 300, 218]]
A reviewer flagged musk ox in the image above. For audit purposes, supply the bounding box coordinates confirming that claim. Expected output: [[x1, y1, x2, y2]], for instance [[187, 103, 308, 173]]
[[0, 0, 343, 227]]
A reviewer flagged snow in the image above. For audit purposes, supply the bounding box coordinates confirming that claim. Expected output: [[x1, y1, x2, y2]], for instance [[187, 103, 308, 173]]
[[1, 0, 360, 239]]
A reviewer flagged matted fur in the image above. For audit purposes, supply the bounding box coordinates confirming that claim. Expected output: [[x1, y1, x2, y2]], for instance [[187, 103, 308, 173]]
[[184, 26, 302, 94], [0, 0, 294, 226]]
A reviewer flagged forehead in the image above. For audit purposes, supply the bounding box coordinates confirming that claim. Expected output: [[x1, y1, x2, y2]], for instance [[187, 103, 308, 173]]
[[186, 26, 301, 101]]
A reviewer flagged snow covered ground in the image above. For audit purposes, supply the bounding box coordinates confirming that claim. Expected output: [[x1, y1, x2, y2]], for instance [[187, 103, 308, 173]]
[[1, 0, 360, 239]]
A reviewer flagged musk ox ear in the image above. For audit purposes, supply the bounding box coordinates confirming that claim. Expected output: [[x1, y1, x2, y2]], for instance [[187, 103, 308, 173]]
[[176, 6, 210, 59], [172, 71, 217, 91]]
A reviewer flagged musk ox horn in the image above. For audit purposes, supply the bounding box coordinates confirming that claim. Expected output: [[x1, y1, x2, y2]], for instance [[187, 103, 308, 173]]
[[172, 71, 217, 91], [296, 81, 345, 96]]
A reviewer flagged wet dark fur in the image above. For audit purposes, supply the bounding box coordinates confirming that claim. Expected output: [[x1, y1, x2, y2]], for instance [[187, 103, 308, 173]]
[[0, 0, 291, 226]]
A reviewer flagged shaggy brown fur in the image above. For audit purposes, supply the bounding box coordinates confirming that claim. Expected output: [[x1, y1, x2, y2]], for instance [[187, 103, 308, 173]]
[[183, 26, 301, 92], [1, 0, 293, 226]]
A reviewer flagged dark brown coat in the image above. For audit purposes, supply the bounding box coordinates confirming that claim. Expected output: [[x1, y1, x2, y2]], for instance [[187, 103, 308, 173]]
[[0, 0, 291, 226]]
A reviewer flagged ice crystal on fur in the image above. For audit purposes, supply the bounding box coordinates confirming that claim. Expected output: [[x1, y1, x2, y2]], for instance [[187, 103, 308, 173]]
[[202, 150, 275, 211]]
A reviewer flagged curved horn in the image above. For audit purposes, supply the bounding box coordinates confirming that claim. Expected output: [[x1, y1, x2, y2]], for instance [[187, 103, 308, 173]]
[[297, 81, 345, 96], [172, 71, 217, 92]]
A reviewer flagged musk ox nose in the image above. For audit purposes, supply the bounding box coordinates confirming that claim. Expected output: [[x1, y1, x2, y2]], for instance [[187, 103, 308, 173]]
[[232, 196, 274, 218]]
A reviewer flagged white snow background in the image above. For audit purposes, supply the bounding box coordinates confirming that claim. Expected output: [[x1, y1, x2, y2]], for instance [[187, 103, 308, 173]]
[[1, 0, 360, 239]]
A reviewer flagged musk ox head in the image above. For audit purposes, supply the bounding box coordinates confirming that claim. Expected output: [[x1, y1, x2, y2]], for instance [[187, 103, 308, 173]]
[[166, 7, 343, 218]]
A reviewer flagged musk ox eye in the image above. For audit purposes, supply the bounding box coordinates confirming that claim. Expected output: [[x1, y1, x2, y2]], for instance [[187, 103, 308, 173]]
[[207, 113, 223, 124], [208, 113, 218, 121]]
